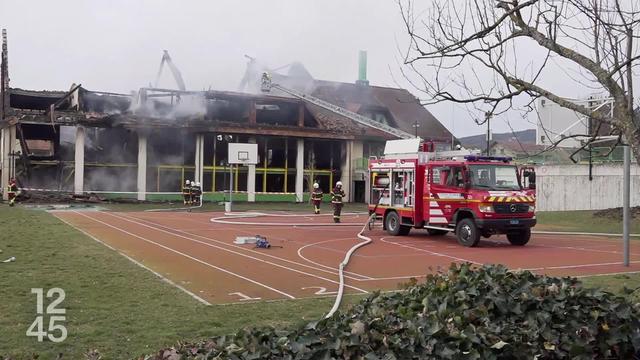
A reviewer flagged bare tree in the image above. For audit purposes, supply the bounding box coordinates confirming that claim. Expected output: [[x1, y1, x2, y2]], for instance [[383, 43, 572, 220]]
[[398, 0, 640, 163]]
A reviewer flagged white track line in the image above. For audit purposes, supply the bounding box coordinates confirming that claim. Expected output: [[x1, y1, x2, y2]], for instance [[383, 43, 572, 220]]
[[134, 213, 374, 281], [533, 230, 640, 237], [380, 237, 483, 265], [296, 238, 374, 279], [53, 213, 212, 306], [531, 244, 640, 256], [73, 211, 296, 299], [210, 212, 365, 227], [480, 238, 640, 257], [106, 212, 369, 294], [524, 261, 640, 271], [211, 217, 363, 227]]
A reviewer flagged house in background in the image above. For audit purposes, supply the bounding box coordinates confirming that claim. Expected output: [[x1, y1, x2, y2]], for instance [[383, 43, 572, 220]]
[[536, 96, 613, 147]]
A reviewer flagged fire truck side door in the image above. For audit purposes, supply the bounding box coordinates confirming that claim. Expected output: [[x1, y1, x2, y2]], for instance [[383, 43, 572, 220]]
[[429, 165, 465, 219]]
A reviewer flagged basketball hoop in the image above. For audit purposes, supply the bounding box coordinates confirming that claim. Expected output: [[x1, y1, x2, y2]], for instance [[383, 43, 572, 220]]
[[228, 143, 258, 165]]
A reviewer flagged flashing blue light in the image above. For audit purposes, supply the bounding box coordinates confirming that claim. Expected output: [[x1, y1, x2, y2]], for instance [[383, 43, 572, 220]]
[[464, 155, 513, 163]]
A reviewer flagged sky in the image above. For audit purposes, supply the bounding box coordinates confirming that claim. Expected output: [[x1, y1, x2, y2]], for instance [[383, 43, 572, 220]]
[[0, 0, 615, 138]]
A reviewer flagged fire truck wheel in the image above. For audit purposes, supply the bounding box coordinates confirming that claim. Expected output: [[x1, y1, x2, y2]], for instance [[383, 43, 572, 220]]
[[455, 218, 480, 247], [427, 229, 448, 236], [506, 229, 531, 246], [385, 211, 410, 236]]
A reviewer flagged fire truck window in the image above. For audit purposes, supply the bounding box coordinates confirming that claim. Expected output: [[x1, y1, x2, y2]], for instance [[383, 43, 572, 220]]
[[431, 166, 450, 186], [468, 165, 520, 190], [446, 167, 464, 188], [432, 168, 440, 184]]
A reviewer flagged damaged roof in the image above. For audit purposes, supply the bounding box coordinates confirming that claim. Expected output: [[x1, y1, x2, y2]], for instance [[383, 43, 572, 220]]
[[310, 80, 452, 141], [6, 73, 453, 143]]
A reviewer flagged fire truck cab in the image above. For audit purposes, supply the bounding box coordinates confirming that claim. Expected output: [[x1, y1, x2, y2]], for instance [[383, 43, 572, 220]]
[[368, 139, 536, 247]]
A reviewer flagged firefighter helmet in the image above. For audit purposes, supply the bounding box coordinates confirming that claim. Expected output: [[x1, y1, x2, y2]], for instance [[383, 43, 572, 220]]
[[313, 183, 319, 189], [185, 180, 190, 185], [336, 181, 342, 187]]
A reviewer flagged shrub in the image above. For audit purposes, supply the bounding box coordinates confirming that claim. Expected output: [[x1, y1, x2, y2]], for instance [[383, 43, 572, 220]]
[[145, 264, 640, 359]]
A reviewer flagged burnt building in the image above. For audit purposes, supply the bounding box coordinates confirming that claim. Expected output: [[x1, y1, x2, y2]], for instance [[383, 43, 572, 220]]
[[0, 32, 453, 203]]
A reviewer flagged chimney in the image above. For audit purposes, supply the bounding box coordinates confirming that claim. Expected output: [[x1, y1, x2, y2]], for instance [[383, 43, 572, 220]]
[[356, 50, 369, 86]]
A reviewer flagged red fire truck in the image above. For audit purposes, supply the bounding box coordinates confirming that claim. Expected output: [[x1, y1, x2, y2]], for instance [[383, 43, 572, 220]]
[[368, 139, 536, 247]]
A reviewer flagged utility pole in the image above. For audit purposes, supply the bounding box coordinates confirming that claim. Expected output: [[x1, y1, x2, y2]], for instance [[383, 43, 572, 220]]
[[413, 120, 420, 138], [623, 143, 630, 266], [623, 71, 633, 266], [485, 112, 492, 156]]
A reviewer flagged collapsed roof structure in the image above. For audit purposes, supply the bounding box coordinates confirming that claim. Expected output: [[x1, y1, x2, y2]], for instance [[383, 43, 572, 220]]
[[0, 31, 454, 202]]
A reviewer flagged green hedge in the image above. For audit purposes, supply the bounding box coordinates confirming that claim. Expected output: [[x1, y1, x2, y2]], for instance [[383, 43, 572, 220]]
[[144, 264, 640, 359]]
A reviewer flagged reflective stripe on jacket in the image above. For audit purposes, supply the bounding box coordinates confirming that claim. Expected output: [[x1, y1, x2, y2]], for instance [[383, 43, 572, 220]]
[[330, 188, 345, 203]]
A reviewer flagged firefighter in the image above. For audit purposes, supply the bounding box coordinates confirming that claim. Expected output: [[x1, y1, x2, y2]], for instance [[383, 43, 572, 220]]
[[192, 181, 202, 206], [182, 180, 192, 205], [331, 181, 345, 223], [260, 72, 272, 92], [310, 182, 323, 214], [6, 178, 19, 207], [188, 180, 198, 206]]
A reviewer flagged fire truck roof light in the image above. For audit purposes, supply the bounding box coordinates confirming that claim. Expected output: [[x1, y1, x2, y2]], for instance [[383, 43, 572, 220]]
[[464, 155, 513, 163]]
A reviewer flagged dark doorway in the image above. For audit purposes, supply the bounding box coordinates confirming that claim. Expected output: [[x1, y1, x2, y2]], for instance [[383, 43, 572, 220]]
[[353, 180, 365, 203]]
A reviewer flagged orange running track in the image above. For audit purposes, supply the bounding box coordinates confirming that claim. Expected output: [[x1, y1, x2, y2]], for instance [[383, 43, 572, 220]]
[[51, 210, 640, 305]]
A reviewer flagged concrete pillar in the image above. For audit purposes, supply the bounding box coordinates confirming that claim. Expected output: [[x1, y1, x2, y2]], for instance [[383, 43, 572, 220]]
[[137, 133, 147, 201], [295, 138, 304, 202], [247, 137, 256, 202], [195, 134, 204, 186], [1, 126, 16, 200], [74, 126, 85, 195], [0, 128, 4, 200], [340, 140, 353, 202]]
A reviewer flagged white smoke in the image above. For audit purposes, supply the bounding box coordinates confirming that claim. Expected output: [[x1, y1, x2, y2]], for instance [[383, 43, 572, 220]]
[[128, 90, 206, 120]]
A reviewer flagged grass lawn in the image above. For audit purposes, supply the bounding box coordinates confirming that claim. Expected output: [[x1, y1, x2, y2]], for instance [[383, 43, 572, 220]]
[[0, 206, 363, 359], [581, 273, 640, 302], [1, 203, 638, 359], [536, 210, 640, 234]]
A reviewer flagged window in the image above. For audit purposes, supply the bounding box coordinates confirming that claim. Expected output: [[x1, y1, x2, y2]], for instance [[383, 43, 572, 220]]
[[432, 168, 441, 184], [446, 167, 464, 188], [361, 109, 391, 126], [468, 164, 520, 191], [431, 166, 459, 187]]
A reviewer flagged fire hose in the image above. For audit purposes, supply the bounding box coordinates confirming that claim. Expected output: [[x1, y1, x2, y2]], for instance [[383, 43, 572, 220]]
[[211, 185, 388, 319], [211, 210, 375, 318]]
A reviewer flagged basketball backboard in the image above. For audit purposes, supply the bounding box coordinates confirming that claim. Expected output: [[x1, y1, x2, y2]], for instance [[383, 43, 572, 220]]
[[228, 143, 258, 165]]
